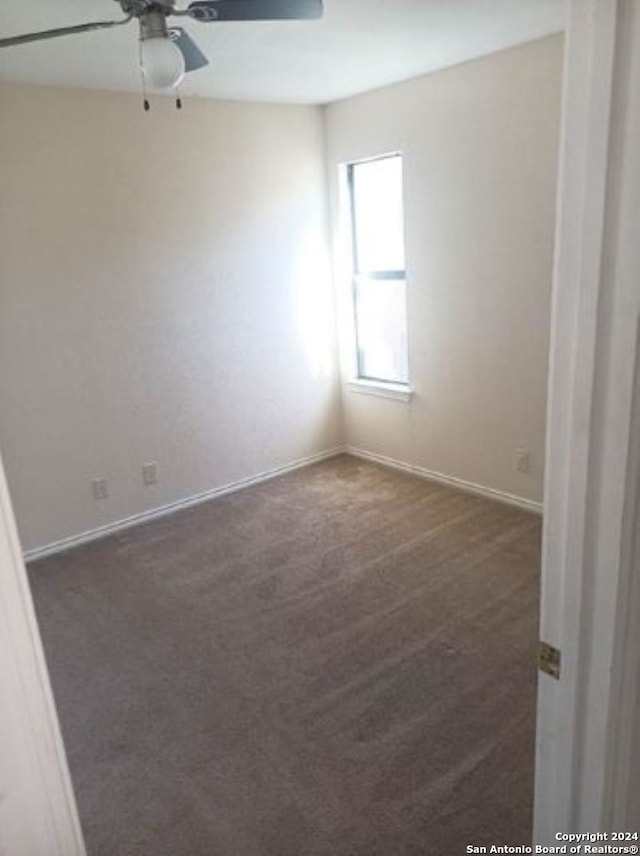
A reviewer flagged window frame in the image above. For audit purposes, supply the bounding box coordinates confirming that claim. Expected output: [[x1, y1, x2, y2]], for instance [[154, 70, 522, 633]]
[[346, 153, 410, 390]]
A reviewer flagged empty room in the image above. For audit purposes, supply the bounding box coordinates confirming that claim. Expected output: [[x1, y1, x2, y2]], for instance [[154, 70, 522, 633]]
[[0, 1, 567, 854]]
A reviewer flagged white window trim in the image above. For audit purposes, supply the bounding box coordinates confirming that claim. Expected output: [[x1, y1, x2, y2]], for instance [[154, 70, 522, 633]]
[[346, 154, 410, 388], [346, 378, 413, 402]]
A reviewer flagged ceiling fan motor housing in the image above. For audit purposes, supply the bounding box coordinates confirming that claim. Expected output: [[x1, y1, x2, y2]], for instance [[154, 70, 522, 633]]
[[119, 1, 175, 18], [139, 10, 171, 41]]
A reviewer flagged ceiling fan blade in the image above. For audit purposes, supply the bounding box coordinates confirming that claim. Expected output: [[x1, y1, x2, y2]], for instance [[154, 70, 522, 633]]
[[169, 28, 210, 72], [187, 0, 323, 22], [0, 16, 133, 49]]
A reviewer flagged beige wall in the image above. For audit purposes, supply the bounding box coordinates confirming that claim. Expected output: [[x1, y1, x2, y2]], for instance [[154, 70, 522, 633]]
[[325, 35, 563, 505], [0, 84, 341, 552], [0, 38, 562, 551]]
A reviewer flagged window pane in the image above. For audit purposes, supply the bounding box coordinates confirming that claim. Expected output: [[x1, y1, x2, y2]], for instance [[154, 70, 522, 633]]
[[355, 277, 408, 384], [351, 156, 405, 273]]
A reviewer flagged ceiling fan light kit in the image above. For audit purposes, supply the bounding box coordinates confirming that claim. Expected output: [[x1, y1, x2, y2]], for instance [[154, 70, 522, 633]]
[[139, 11, 185, 91], [140, 37, 185, 91], [0, 0, 324, 110]]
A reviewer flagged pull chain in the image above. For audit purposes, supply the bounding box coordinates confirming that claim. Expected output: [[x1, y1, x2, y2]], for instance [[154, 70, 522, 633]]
[[142, 75, 150, 111], [139, 41, 150, 112]]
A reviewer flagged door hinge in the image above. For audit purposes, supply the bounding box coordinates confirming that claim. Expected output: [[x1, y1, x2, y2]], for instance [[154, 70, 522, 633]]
[[538, 641, 561, 679]]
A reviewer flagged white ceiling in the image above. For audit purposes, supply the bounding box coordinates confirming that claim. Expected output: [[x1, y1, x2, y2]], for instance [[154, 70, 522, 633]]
[[0, 1, 566, 105]]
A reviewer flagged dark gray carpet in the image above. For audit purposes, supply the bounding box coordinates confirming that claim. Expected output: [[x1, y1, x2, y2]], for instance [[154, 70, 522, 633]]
[[28, 455, 541, 855]]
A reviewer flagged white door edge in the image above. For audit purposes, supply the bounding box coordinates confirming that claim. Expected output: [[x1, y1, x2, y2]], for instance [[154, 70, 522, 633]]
[[0, 450, 85, 856], [535, 0, 640, 840]]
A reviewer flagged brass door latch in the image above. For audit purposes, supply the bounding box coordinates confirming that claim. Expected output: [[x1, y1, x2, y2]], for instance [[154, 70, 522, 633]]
[[538, 641, 561, 679]]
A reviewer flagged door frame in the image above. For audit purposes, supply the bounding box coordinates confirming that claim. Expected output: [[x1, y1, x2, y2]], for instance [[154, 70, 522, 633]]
[[535, 0, 640, 839]]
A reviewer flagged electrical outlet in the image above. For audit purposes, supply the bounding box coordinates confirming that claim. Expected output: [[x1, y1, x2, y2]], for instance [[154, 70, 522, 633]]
[[91, 477, 108, 501], [142, 461, 158, 486], [515, 448, 531, 473]]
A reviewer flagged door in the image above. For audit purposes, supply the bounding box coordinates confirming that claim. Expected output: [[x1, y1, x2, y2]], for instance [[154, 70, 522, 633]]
[[535, 0, 640, 841], [0, 450, 85, 856]]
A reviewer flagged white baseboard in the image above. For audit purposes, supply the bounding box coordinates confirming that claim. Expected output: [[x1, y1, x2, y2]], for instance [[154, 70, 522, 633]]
[[346, 446, 544, 515], [24, 446, 346, 563], [25, 443, 541, 562]]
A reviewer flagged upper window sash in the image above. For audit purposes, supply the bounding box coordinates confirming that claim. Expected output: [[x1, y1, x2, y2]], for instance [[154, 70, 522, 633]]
[[347, 155, 406, 276]]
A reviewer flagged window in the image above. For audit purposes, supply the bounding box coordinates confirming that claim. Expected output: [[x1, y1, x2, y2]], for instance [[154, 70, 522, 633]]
[[347, 154, 409, 386]]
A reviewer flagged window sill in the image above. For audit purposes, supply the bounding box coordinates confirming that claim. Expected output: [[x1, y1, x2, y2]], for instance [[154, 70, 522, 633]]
[[346, 379, 413, 402]]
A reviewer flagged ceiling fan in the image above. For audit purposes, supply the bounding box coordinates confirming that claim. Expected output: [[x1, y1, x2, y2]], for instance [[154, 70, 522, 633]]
[[0, 1, 324, 93]]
